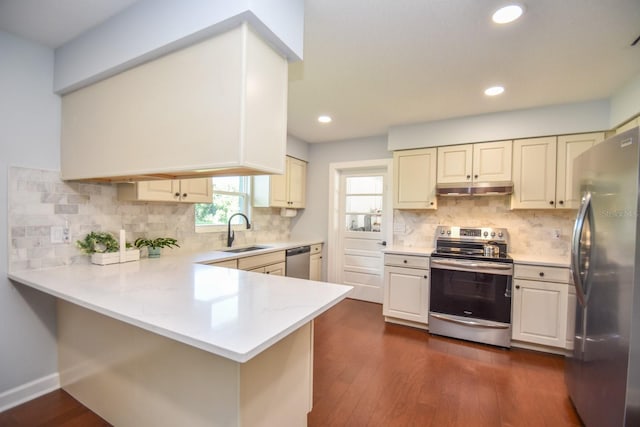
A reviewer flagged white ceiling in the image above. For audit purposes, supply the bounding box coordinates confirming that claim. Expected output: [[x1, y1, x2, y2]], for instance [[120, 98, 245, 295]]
[[1, 0, 639, 143]]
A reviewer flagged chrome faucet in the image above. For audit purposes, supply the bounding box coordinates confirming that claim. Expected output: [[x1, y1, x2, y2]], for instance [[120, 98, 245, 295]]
[[227, 213, 251, 247]]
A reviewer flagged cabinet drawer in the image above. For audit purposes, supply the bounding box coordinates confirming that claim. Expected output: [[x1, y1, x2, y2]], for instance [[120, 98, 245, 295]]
[[238, 251, 286, 270], [384, 254, 429, 269], [514, 264, 570, 283], [311, 244, 322, 254], [205, 259, 238, 269]]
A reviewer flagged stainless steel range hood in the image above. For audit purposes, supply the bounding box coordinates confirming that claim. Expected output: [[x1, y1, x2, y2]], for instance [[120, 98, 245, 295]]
[[436, 181, 514, 196]]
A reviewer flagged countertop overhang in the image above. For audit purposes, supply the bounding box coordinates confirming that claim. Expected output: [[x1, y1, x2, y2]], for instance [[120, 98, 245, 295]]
[[9, 245, 351, 363]]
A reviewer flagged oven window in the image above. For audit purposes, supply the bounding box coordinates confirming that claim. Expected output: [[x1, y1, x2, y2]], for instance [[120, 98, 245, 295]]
[[430, 267, 512, 323]]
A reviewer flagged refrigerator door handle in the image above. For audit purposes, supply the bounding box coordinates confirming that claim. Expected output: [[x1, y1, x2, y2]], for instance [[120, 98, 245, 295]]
[[571, 191, 592, 306]]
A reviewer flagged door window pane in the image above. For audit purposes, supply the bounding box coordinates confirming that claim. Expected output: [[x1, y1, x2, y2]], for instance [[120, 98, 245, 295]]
[[344, 175, 383, 232]]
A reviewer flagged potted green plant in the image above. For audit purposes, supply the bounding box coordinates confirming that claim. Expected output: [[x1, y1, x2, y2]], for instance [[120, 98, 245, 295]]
[[134, 237, 180, 258], [76, 231, 140, 265]]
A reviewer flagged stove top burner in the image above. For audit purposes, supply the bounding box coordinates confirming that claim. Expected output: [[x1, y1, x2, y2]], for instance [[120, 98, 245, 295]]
[[433, 225, 511, 262]]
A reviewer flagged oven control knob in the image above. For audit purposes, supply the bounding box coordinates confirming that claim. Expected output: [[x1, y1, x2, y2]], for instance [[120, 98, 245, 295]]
[[440, 229, 445, 234], [483, 231, 488, 237], [498, 232, 503, 238], [446, 230, 451, 235], [491, 231, 496, 237]]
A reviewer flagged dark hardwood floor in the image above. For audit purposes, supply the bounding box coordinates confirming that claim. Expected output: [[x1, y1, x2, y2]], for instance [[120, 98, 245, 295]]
[[0, 298, 581, 426]]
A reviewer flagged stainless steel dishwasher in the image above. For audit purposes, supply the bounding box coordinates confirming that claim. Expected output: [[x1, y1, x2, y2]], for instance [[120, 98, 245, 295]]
[[285, 246, 311, 279]]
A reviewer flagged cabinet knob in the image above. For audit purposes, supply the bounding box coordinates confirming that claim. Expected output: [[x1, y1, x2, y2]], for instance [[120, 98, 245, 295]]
[[423, 275, 428, 279], [515, 285, 520, 289], [266, 271, 270, 274], [559, 200, 564, 205], [403, 259, 408, 264], [466, 175, 471, 179], [174, 192, 180, 197], [539, 272, 545, 277], [474, 174, 478, 179], [429, 201, 434, 206], [182, 193, 187, 198], [549, 200, 555, 205]]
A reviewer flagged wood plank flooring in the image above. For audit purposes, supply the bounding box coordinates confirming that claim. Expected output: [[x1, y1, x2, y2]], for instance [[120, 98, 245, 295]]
[[308, 299, 582, 427], [0, 298, 581, 426]]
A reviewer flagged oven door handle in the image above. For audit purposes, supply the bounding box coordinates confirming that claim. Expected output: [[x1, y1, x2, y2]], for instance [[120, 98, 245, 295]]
[[430, 313, 510, 329], [430, 259, 513, 273]]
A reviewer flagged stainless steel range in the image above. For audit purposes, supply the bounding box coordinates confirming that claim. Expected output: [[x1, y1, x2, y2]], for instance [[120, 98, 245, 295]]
[[429, 226, 513, 348]]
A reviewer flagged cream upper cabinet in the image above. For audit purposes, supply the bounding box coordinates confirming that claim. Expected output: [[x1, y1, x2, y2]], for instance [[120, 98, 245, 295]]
[[473, 140, 512, 182], [511, 137, 557, 209], [437, 140, 512, 184], [393, 148, 437, 209], [556, 132, 604, 209], [616, 116, 640, 134], [512, 133, 604, 209], [118, 178, 212, 203], [253, 156, 307, 209], [437, 144, 472, 183]]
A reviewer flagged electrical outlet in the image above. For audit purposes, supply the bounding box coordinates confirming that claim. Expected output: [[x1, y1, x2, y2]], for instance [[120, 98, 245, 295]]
[[552, 229, 561, 239], [50, 226, 64, 243]]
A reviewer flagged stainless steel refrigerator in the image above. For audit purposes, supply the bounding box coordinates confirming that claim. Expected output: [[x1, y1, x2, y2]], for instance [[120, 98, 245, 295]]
[[567, 126, 640, 426]]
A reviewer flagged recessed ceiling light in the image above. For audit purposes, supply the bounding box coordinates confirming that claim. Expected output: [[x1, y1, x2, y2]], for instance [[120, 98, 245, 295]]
[[484, 86, 505, 96], [317, 115, 332, 124], [492, 4, 524, 24]]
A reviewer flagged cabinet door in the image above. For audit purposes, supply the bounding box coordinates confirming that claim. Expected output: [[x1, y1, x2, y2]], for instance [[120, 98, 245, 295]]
[[269, 171, 288, 207], [137, 180, 181, 202], [393, 148, 437, 209], [511, 137, 557, 209], [437, 144, 472, 183], [310, 254, 322, 281], [473, 140, 512, 182], [556, 132, 604, 209], [383, 266, 429, 323], [287, 157, 307, 208], [264, 262, 286, 276], [179, 178, 212, 203], [512, 278, 568, 348]]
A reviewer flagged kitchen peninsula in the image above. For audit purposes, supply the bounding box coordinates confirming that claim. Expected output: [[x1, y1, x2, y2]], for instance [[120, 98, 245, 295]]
[[9, 251, 351, 426]]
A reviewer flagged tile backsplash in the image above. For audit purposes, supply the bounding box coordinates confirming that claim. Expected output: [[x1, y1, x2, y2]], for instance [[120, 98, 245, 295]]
[[393, 196, 575, 257], [8, 167, 291, 272]]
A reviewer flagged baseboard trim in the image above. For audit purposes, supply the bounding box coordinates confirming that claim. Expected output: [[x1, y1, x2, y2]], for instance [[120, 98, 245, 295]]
[[0, 373, 60, 413]]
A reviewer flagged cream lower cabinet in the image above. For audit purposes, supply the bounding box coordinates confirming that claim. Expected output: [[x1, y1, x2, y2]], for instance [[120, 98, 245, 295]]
[[437, 140, 512, 184], [238, 251, 286, 276], [118, 178, 212, 203], [393, 148, 437, 209], [383, 254, 429, 327], [253, 156, 307, 209], [512, 264, 571, 349], [309, 244, 323, 281]]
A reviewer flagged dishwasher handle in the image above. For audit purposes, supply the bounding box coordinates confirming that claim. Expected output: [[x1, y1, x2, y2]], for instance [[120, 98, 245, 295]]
[[286, 246, 311, 256]]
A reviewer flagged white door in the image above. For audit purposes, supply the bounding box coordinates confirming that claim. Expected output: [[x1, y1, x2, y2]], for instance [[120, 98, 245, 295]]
[[328, 160, 392, 303]]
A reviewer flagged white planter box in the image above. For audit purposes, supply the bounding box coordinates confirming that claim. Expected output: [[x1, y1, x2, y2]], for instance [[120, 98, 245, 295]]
[[91, 249, 140, 266]]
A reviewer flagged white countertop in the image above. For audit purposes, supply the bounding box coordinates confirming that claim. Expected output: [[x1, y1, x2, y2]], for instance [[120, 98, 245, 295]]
[[9, 244, 351, 363], [510, 253, 570, 268], [383, 245, 433, 256]]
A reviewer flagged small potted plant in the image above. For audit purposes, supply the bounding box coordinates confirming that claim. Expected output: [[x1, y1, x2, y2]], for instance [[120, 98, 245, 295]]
[[76, 231, 140, 265], [134, 237, 180, 258]]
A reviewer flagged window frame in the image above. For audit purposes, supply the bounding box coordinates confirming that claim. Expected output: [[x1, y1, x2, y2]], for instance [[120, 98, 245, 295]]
[[195, 176, 252, 233]]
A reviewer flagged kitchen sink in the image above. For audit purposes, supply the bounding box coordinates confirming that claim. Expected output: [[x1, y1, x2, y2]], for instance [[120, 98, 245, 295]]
[[223, 245, 271, 253]]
